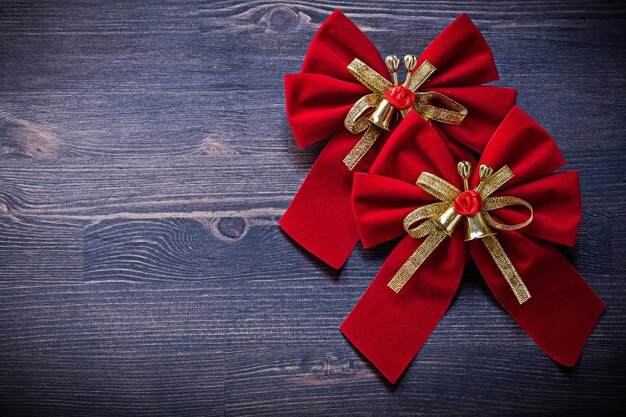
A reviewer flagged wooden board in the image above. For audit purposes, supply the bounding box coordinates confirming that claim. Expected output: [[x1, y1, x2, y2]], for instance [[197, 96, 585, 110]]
[[1, 1, 625, 415]]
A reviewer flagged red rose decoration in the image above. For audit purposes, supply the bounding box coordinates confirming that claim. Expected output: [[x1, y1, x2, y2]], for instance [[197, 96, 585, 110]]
[[453, 190, 482, 216], [384, 85, 415, 110]]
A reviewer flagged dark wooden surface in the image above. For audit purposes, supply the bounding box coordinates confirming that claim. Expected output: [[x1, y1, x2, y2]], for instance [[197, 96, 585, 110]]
[[1, 1, 625, 415]]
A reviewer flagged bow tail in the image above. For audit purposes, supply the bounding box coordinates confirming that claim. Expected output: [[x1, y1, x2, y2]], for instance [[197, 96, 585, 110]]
[[341, 232, 465, 384], [279, 129, 388, 269], [470, 231, 605, 366], [343, 125, 383, 170]]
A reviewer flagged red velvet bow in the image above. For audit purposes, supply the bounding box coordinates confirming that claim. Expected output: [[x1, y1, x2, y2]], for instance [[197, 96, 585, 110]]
[[280, 10, 518, 268], [341, 107, 605, 383]]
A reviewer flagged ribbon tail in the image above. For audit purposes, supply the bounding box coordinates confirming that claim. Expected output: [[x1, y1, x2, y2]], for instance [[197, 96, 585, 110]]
[[341, 234, 465, 383], [481, 235, 531, 304], [388, 227, 448, 292], [343, 125, 383, 171], [280, 129, 384, 269], [471, 232, 605, 366]]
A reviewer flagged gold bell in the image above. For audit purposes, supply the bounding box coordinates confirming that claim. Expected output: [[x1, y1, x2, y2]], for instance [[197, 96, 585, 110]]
[[464, 164, 495, 241], [368, 55, 401, 131], [464, 211, 494, 241], [434, 205, 462, 236], [434, 161, 496, 240], [368, 99, 395, 130]]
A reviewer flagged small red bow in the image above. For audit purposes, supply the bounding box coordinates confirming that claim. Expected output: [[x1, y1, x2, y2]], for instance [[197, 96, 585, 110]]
[[280, 10, 518, 269], [341, 107, 605, 383]]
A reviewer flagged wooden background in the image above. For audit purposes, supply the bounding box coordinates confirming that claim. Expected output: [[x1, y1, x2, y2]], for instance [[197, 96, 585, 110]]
[[1, 1, 625, 415]]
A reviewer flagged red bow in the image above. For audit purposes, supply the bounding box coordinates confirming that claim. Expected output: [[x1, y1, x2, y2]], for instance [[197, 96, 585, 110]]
[[341, 107, 605, 383], [280, 10, 518, 268]]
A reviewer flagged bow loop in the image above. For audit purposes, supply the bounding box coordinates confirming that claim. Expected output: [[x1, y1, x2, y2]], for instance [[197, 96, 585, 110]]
[[301, 10, 388, 81]]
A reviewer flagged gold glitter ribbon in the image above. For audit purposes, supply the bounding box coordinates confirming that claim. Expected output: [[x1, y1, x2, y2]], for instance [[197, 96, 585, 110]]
[[387, 166, 534, 305], [342, 58, 468, 171]]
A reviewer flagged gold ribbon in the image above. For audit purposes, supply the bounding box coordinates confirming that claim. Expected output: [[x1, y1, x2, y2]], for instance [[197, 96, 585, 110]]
[[343, 58, 468, 171], [387, 166, 534, 305]]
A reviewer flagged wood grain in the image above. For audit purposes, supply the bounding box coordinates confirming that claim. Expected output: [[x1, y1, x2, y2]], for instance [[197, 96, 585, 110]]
[[1, 0, 626, 415]]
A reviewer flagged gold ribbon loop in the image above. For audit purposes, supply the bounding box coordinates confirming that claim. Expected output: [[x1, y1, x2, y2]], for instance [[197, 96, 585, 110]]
[[387, 164, 534, 305], [403, 202, 451, 238], [482, 196, 534, 231], [414, 91, 468, 124], [342, 58, 469, 171], [344, 94, 380, 134]]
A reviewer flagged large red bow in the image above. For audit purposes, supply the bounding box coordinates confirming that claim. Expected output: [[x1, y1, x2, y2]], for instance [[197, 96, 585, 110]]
[[280, 10, 518, 268], [341, 107, 605, 383]]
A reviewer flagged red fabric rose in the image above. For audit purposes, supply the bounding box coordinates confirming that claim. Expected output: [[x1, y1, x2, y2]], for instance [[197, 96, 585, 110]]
[[453, 190, 482, 216], [384, 85, 415, 110]]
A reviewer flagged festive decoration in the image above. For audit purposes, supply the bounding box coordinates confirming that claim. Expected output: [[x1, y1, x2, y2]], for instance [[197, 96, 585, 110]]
[[341, 107, 605, 384], [387, 162, 534, 305], [280, 10, 517, 268], [342, 55, 466, 170]]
